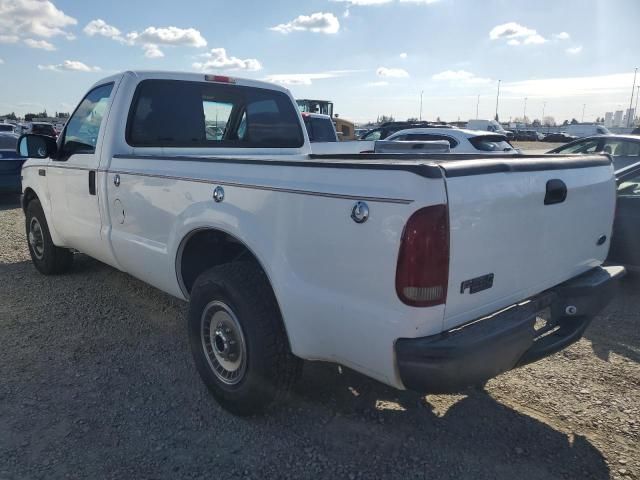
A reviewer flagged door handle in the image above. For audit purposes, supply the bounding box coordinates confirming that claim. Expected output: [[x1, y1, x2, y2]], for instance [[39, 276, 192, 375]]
[[113, 174, 120, 187], [544, 179, 567, 205], [88, 170, 96, 195]]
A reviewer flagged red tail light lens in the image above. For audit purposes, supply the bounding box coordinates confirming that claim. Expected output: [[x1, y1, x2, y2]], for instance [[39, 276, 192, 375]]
[[396, 204, 450, 307]]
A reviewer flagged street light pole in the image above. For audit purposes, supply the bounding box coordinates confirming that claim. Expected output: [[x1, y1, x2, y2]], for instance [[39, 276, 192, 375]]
[[476, 94, 480, 119], [582, 104, 586, 123], [628, 67, 638, 127], [419, 90, 423, 121], [495, 80, 501, 120], [635, 86, 640, 126], [523, 97, 528, 124], [542, 101, 546, 121]]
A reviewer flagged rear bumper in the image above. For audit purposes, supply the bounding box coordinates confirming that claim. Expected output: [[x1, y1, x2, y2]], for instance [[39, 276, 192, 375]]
[[395, 265, 625, 393]]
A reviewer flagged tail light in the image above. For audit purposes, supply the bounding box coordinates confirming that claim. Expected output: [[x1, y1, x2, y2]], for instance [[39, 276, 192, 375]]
[[396, 204, 450, 307]]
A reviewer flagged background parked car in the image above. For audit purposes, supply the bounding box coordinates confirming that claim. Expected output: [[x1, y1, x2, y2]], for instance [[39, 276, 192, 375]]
[[547, 134, 640, 171], [386, 128, 518, 154], [359, 121, 451, 141], [29, 122, 57, 138], [564, 123, 611, 138], [0, 123, 15, 133], [513, 130, 544, 141], [302, 113, 338, 142], [608, 162, 640, 271], [0, 133, 25, 194], [543, 132, 577, 143]]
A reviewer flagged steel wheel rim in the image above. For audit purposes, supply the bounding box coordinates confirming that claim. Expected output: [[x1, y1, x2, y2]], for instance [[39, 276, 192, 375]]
[[200, 301, 247, 385], [28, 217, 45, 260]]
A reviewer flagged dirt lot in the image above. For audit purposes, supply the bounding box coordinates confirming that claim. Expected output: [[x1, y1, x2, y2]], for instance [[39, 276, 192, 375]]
[[1, 194, 638, 480], [512, 141, 559, 153]]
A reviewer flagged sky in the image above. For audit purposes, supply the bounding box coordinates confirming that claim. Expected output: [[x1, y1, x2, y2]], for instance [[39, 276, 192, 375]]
[[0, 0, 639, 124]]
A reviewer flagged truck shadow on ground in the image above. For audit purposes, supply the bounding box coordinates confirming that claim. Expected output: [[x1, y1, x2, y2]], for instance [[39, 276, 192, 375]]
[[583, 274, 640, 364], [0, 194, 20, 211], [0, 256, 611, 479]]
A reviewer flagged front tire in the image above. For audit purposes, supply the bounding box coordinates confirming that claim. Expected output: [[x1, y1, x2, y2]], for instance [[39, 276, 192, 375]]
[[25, 199, 73, 275], [188, 262, 301, 416]]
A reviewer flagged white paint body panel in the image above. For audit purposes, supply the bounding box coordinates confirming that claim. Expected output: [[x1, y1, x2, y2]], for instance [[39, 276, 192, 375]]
[[19, 71, 617, 389]]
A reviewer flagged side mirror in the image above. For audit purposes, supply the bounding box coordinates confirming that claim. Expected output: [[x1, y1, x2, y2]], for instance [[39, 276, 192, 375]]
[[17, 134, 57, 159]]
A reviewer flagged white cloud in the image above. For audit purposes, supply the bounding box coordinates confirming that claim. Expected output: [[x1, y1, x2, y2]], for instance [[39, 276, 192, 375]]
[[489, 22, 546, 45], [566, 45, 583, 55], [0, 34, 19, 43], [270, 12, 340, 34], [365, 81, 389, 87], [83, 20, 207, 58], [376, 67, 409, 78], [432, 69, 491, 84], [399, 52, 407, 59], [398, 0, 440, 3], [127, 26, 207, 47], [265, 70, 354, 85], [193, 48, 262, 71], [38, 60, 100, 72], [24, 38, 55, 50], [553, 31, 570, 40], [523, 33, 546, 45], [0, 0, 76, 39], [501, 72, 632, 98], [489, 22, 536, 40], [142, 43, 164, 58], [83, 19, 121, 39]]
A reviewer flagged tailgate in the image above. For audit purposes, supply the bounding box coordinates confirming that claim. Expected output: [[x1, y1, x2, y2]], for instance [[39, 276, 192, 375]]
[[440, 155, 616, 330]]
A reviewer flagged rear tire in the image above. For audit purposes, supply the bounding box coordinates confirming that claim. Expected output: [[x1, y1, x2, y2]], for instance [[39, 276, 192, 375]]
[[188, 262, 301, 416], [25, 199, 73, 275]]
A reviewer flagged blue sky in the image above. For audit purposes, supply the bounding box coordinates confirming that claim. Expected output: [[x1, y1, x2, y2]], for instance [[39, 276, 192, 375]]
[[0, 0, 638, 123]]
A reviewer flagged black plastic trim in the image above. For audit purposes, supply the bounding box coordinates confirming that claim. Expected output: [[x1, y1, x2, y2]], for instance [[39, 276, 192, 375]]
[[112, 154, 444, 178], [395, 265, 624, 393]]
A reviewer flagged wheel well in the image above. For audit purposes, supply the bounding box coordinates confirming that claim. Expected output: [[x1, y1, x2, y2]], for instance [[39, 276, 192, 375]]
[[178, 229, 262, 295], [22, 188, 38, 213]]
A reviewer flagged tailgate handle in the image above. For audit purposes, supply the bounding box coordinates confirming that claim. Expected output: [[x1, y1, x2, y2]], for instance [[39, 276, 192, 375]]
[[544, 179, 567, 205]]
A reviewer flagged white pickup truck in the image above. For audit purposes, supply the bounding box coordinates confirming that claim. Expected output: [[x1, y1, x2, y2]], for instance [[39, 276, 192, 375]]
[[19, 71, 624, 415]]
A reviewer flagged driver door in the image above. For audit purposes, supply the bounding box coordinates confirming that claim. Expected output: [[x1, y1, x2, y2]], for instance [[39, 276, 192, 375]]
[[48, 83, 114, 261]]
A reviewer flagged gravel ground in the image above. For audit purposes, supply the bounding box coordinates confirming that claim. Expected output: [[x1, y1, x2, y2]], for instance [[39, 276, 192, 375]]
[[512, 141, 559, 152], [1, 194, 638, 480]]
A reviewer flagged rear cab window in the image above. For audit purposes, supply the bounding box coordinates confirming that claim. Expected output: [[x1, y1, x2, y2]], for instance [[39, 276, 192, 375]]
[[126, 80, 304, 148]]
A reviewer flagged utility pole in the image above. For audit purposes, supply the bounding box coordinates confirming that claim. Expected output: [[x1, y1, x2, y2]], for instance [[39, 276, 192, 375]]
[[523, 97, 528, 124], [628, 67, 638, 127], [476, 94, 480, 119], [635, 86, 639, 126], [582, 104, 586, 123], [495, 80, 501, 120], [419, 90, 424, 121]]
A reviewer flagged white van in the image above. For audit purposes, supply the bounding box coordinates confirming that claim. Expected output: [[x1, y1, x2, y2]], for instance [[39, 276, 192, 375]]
[[466, 119, 511, 136], [564, 124, 611, 138]]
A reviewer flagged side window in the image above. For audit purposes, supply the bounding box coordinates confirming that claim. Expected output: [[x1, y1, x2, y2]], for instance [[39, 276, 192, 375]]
[[203, 101, 233, 140], [60, 83, 114, 159], [617, 171, 640, 197], [605, 140, 640, 157], [127, 80, 303, 148], [363, 129, 382, 141], [556, 139, 600, 154]]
